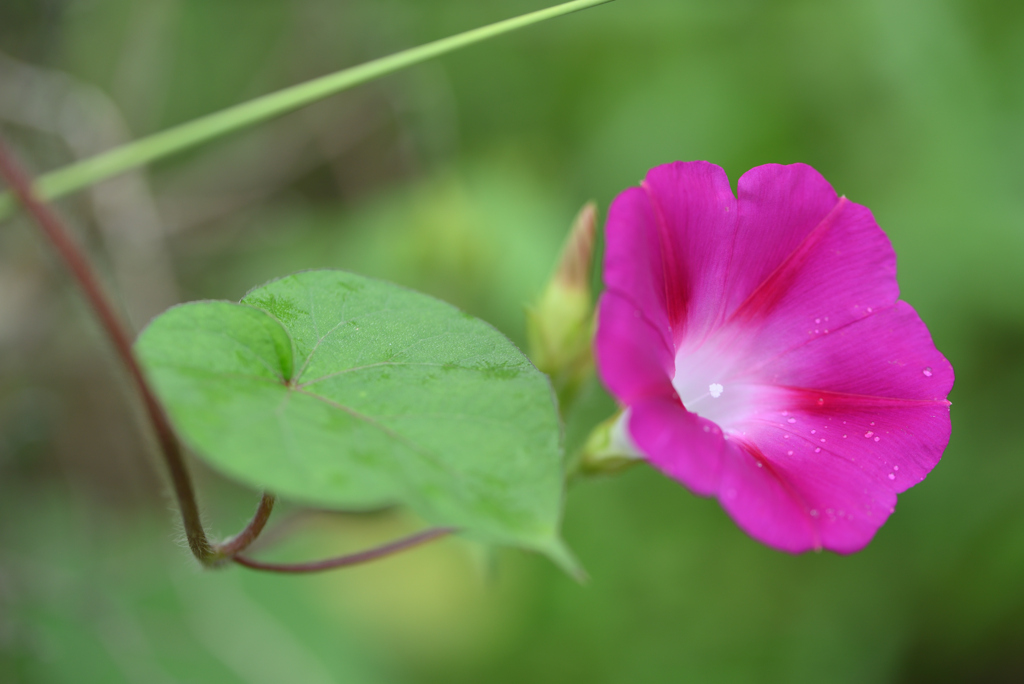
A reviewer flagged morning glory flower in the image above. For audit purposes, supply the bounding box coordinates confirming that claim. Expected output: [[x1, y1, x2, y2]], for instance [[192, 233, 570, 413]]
[[595, 161, 953, 553]]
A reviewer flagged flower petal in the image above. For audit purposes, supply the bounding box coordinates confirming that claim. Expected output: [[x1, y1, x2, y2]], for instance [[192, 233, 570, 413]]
[[726, 164, 844, 315], [724, 166, 899, 365], [594, 291, 676, 404], [627, 395, 727, 496], [603, 162, 736, 347], [758, 300, 953, 400], [720, 432, 897, 554], [719, 302, 952, 553]]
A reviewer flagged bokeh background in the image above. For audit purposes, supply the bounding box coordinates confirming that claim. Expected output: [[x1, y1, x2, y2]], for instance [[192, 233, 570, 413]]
[[2, 0, 1023, 681]]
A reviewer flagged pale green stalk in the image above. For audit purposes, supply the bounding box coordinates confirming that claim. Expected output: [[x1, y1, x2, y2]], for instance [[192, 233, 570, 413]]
[[0, 0, 614, 221]]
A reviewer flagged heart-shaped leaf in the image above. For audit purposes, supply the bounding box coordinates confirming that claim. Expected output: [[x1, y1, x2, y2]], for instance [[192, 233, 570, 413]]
[[136, 270, 573, 567]]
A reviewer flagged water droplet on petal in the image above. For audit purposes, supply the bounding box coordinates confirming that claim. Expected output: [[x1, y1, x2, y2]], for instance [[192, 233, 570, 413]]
[[865, 431, 874, 438], [811, 430, 816, 434], [817, 397, 825, 406], [703, 425, 710, 432], [893, 465, 899, 471], [787, 450, 794, 456], [870, 422, 876, 426], [820, 438, 826, 443], [709, 383, 724, 398], [888, 473, 895, 480], [810, 509, 819, 517], [815, 447, 821, 453], [815, 318, 821, 324], [874, 436, 880, 442], [788, 418, 796, 424], [923, 367, 933, 377]]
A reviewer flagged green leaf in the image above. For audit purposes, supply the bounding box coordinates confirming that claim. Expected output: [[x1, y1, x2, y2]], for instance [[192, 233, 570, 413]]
[[135, 270, 574, 567]]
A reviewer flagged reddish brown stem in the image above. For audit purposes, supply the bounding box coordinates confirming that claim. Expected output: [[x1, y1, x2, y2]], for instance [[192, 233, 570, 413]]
[[233, 527, 454, 574], [213, 493, 276, 559], [0, 139, 215, 563]]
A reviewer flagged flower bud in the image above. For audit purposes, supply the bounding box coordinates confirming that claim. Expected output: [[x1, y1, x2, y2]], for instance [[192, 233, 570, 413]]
[[527, 202, 597, 408]]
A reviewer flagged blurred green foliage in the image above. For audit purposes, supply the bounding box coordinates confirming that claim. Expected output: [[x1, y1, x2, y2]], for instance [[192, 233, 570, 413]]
[[1, 0, 1023, 682]]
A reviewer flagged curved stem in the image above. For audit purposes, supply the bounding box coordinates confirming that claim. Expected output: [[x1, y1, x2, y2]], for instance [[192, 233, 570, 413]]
[[212, 492, 277, 560], [0, 143, 448, 576], [0, 0, 615, 221], [233, 528, 455, 574], [0, 139, 215, 564]]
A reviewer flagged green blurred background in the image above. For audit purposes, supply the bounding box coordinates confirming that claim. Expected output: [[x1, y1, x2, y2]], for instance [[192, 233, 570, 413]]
[[1, 0, 1022, 681]]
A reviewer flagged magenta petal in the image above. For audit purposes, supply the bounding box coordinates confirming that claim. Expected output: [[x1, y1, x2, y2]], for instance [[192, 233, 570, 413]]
[[602, 162, 736, 346], [627, 396, 727, 496], [762, 300, 953, 401], [720, 433, 896, 554], [726, 164, 844, 314], [727, 181, 900, 365], [597, 161, 953, 555], [640, 162, 737, 340], [595, 291, 676, 403], [602, 186, 674, 344]]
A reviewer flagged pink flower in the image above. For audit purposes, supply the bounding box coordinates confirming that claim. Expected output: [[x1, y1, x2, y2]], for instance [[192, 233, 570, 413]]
[[595, 162, 953, 553]]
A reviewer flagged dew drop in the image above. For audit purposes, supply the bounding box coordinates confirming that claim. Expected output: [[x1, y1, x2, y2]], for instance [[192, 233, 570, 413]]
[[820, 438, 826, 443], [815, 447, 821, 453], [703, 425, 710, 432], [867, 306, 873, 313], [817, 397, 825, 406], [810, 509, 819, 517], [893, 465, 899, 471], [870, 422, 876, 426], [815, 318, 821, 324], [874, 436, 880, 442], [923, 367, 933, 377], [888, 473, 895, 480], [865, 431, 874, 438], [843, 434, 847, 438], [709, 383, 724, 398], [811, 429, 816, 434], [787, 450, 794, 456], [788, 418, 797, 424], [784, 434, 790, 439], [814, 329, 820, 334]]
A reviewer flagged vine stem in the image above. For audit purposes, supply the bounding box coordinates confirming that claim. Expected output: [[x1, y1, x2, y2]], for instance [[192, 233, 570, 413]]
[[0, 138, 216, 564], [0, 142, 454, 573], [233, 528, 455, 574], [212, 492, 277, 560], [0, 0, 615, 221]]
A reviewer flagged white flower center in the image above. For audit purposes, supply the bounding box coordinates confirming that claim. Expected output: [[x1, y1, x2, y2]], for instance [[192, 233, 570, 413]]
[[671, 331, 758, 433]]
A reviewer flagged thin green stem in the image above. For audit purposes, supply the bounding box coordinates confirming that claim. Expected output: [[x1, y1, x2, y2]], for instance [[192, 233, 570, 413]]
[[0, 0, 614, 221]]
